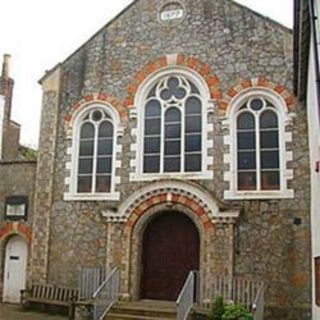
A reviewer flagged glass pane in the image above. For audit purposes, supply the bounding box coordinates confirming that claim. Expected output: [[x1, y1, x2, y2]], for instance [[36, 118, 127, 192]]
[[238, 172, 257, 190], [185, 135, 201, 152], [168, 77, 179, 91], [96, 175, 111, 193], [145, 100, 161, 117], [238, 152, 256, 170], [77, 176, 92, 193], [165, 108, 181, 122], [145, 119, 161, 135], [165, 141, 181, 155], [78, 159, 93, 174], [92, 110, 103, 122], [97, 158, 112, 174], [261, 172, 280, 190], [175, 88, 187, 99], [98, 139, 113, 155], [186, 97, 202, 114], [144, 156, 160, 173], [185, 154, 201, 172], [99, 121, 113, 137], [80, 123, 94, 139], [261, 151, 279, 169], [260, 131, 279, 148], [260, 110, 278, 128], [188, 80, 200, 94], [186, 116, 201, 133], [250, 98, 264, 111], [147, 85, 157, 98], [237, 112, 255, 129], [165, 124, 181, 138], [79, 140, 94, 156], [160, 89, 171, 101], [237, 132, 255, 150], [144, 137, 160, 153], [164, 157, 181, 172]]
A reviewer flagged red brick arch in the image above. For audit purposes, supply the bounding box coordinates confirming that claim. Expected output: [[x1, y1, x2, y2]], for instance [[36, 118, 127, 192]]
[[218, 77, 295, 113], [124, 54, 222, 108], [0, 222, 32, 244], [124, 192, 214, 232]]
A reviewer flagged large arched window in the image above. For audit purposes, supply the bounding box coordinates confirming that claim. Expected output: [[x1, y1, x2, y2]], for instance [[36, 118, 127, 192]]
[[143, 75, 203, 173], [236, 97, 280, 191], [77, 109, 114, 193]]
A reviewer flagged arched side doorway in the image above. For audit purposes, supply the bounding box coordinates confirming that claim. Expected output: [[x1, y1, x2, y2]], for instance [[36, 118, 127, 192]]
[[140, 211, 200, 301], [3, 235, 28, 303]]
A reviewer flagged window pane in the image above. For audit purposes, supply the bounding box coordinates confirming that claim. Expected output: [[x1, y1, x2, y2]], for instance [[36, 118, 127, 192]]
[[260, 131, 279, 148], [186, 97, 202, 114], [250, 98, 264, 111], [185, 154, 201, 172], [145, 99, 161, 117], [96, 175, 111, 193], [165, 141, 181, 155], [238, 152, 256, 170], [97, 158, 112, 174], [260, 110, 278, 129], [237, 112, 255, 129], [165, 108, 181, 122], [261, 151, 279, 169], [77, 176, 92, 193], [98, 139, 113, 155], [185, 135, 201, 152], [164, 157, 181, 172], [99, 121, 113, 137], [80, 123, 94, 139], [78, 159, 93, 174], [144, 155, 160, 173], [145, 119, 161, 135], [144, 137, 160, 153], [238, 172, 256, 190], [165, 124, 181, 138], [237, 132, 255, 150], [79, 140, 94, 156], [186, 116, 201, 133], [261, 171, 280, 190]]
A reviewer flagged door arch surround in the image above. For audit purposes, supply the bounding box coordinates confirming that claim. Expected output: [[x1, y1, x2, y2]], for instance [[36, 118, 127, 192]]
[[128, 202, 206, 301]]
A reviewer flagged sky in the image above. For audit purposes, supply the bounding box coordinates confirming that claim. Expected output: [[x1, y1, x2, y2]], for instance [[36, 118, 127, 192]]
[[0, 0, 293, 148]]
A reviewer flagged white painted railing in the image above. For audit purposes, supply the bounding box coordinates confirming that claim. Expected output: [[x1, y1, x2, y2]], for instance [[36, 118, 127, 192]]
[[93, 267, 119, 320], [79, 267, 107, 300], [176, 271, 195, 320], [252, 284, 265, 320]]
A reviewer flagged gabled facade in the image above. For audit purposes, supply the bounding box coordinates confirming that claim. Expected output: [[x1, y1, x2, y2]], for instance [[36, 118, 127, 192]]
[[295, 0, 320, 318], [31, 1, 311, 319], [0, 55, 36, 303]]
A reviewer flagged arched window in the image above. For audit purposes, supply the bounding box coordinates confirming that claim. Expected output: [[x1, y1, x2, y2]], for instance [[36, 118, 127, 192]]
[[77, 109, 114, 194], [236, 97, 280, 191], [143, 75, 203, 173]]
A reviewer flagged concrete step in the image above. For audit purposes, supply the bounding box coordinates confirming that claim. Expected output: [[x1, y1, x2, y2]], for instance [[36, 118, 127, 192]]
[[106, 300, 176, 320]]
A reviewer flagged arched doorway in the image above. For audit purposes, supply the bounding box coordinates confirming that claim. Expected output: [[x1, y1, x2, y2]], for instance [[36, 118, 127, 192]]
[[140, 211, 200, 301], [3, 235, 28, 303]]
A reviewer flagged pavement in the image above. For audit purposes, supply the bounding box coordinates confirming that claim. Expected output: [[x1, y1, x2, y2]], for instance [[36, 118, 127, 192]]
[[0, 304, 68, 320]]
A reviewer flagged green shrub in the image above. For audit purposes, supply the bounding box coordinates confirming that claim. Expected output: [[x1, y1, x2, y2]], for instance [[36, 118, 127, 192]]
[[208, 296, 225, 320], [221, 303, 253, 320]]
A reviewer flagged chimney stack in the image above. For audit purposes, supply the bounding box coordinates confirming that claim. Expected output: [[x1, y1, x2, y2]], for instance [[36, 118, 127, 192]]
[[2, 54, 11, 79]]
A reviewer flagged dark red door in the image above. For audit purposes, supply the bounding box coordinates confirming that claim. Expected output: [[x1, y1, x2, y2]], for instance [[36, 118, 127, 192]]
[[141, 211, 200, 301]]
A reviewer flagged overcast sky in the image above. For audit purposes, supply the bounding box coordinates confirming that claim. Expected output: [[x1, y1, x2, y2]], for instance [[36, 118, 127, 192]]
[[0, 0, 293, 148]]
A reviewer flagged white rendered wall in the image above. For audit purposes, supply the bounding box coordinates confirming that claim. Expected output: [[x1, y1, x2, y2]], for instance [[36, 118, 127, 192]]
[[0, 95, 5, 160], [307, 14, 320, 317]]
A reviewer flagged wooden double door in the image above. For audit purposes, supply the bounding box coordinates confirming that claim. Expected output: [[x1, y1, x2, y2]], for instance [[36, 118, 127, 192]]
[[141, 211, 200, 301]]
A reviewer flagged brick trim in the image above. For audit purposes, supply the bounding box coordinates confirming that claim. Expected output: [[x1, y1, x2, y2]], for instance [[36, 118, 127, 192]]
[[124, 54, 221, 108], [0, 222, 32, 244]]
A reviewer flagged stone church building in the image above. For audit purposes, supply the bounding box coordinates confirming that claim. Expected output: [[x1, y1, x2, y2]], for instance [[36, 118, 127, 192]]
[[21, 0, 312, 318]]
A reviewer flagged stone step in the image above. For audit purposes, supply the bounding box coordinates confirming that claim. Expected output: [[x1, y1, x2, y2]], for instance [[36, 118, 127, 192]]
[[106, 300, 176, 320]]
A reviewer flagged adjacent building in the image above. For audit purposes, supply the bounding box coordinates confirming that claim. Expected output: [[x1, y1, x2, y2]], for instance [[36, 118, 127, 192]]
[[294, 0, 320, 318]]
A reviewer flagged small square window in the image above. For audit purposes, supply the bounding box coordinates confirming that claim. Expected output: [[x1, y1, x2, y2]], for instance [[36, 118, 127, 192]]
[[5, 196, 28, 220]]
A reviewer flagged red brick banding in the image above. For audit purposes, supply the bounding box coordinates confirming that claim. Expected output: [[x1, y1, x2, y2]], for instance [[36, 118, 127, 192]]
[[0, 222, 32, 244]]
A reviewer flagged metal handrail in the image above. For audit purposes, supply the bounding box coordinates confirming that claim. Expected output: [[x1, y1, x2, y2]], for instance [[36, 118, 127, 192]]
[[93, 267, 119, 320], [252, 284, 265, 320], [176, 271, 195, 320]]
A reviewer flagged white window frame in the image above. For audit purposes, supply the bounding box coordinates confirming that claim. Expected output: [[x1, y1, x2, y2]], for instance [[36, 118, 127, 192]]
[[224, 88, 294, 200], [64, 103, 121, 201], [130, 67, 214, 181]]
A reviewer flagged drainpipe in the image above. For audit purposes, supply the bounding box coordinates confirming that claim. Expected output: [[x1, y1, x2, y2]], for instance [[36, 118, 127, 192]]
[[308, 0, 320, 123]]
